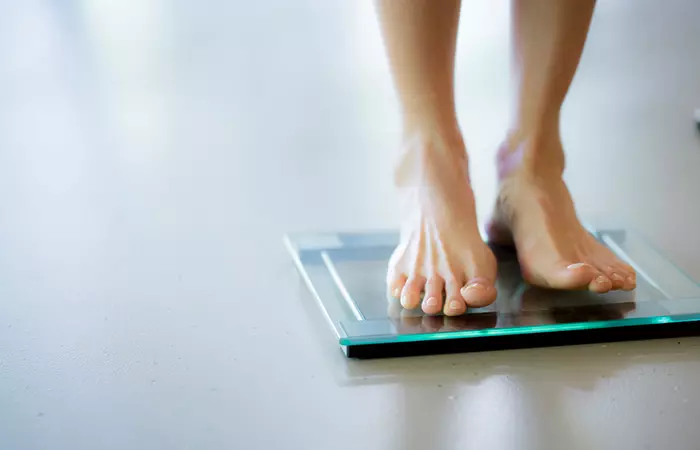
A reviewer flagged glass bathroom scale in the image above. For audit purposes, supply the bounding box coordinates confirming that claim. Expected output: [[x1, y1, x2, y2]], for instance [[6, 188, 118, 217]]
[[284, 226, 700, 359]]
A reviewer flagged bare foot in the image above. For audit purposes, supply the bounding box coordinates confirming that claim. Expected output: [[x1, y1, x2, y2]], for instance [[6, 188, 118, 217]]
[[487, 136, 636, 293], [387, 131, 497, 316]]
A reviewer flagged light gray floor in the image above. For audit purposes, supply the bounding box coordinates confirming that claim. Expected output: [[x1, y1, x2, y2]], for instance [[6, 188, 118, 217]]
[[1, 1, 700, 449]]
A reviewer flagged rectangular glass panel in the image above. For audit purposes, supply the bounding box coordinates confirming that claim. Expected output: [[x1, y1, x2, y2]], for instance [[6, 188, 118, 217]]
[[284, 226, 700, 347]]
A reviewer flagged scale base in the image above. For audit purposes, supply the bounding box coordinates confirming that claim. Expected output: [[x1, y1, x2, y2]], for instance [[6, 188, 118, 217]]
[[285, 226, 700, 359]]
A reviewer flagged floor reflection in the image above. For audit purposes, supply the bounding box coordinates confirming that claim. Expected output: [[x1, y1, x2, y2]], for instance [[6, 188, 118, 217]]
[[341, 333, 694, 450]]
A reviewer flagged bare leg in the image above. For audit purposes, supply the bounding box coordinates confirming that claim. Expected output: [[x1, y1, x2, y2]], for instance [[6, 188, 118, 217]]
[[376, 0, 497, 315], [487, 0, 636, 292]]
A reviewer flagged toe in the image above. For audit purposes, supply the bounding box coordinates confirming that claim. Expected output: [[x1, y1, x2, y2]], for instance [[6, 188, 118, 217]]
[[602, 260, 636, 291], [401, 276, 425, 310], [610, 273, 626, 290], [588, 274, 613, 294], [614, 263, 636, 290], [422, 277, 445, 315], [532, 262, 597, 290], [460, 277, 497, 308], [601, 266, 626, 290], [443, 279, 467, 316], [388, 273, 407, 299]]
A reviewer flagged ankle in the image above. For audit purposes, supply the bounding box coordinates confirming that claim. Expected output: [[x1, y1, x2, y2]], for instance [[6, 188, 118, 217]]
[[394, 129, 469, 188], [496, 126, 565, 181]]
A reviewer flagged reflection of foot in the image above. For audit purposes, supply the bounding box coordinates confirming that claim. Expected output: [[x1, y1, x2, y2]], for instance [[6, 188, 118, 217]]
[[487, 136, 636, 293], [548, 302, 638, 324], [387, 298, 499, 333], [387, 131, 497, 316], [517, 282, 638, 326]]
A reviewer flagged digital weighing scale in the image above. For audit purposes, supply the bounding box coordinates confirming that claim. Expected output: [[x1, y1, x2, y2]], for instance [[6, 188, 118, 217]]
[[285, 226, 700, 359]]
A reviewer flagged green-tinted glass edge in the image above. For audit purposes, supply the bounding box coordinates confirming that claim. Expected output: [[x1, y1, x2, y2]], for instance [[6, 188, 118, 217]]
[[339, 313, 700, 346]]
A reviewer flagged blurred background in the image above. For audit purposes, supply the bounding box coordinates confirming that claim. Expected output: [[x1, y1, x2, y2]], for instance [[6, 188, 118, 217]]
[[1, 1, 700, 449], [2, 0, 699, 272]]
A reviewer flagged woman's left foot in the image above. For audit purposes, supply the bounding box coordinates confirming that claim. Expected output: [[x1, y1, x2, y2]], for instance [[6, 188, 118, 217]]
[[486, 136, 636, 293]]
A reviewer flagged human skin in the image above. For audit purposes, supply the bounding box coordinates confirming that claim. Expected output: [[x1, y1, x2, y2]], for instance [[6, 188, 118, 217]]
[[376, 0, 636, 316]]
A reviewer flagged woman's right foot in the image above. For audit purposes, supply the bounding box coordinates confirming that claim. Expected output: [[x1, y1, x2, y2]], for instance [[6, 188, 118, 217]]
[[387, 130, 498, 316]]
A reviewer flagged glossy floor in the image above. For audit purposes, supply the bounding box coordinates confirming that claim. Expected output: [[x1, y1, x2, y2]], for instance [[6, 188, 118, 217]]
[[1, 1, 700, 449]]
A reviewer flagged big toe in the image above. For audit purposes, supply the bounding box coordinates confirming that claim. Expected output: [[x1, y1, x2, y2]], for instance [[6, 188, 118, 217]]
[[460, 277, 497, 308], [527, 262, 601, 291]]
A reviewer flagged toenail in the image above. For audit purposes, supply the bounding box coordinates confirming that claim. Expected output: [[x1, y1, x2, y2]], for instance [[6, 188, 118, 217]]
[[400, 294, 410, 307], [611, 273, 624, 282], [425, 297, 438, 307], [449, 300, 462, 310], [567, 263, 589, 270], [596, 275, 610, 285], [627, 276, 636, 285], [462, 283, 485, 295], [392, 288, 401, 298]]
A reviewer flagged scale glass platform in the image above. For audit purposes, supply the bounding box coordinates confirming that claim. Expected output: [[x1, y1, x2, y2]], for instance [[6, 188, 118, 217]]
[[285, 226, 700, 359]]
